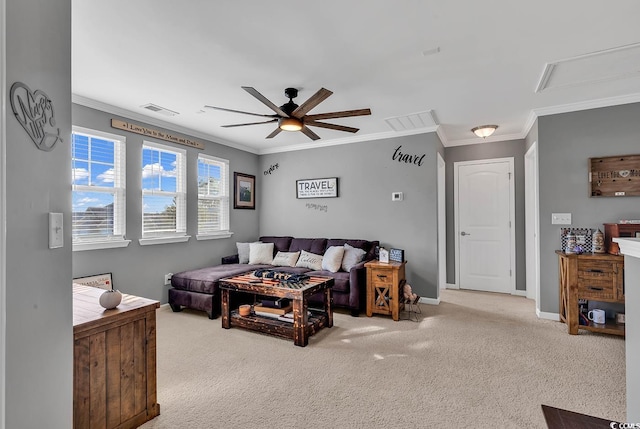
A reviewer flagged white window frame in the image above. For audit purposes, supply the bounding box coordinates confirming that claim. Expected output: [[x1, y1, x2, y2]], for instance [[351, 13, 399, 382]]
[[139, 141, 190, 246], [196, 154, 233, 240], [71, 126, 130, 251]]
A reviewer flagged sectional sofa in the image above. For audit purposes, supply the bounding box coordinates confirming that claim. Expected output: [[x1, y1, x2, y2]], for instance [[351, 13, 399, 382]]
[[168, 236, 379, 319]]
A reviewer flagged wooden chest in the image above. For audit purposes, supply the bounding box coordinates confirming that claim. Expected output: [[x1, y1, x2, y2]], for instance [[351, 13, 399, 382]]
[[73, 285, 160, 429]]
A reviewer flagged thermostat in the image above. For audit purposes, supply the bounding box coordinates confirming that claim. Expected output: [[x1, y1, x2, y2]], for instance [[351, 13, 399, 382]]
[[392, 192, 403, 201]]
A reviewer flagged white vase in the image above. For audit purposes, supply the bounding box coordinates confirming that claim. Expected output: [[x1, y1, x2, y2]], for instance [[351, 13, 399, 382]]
[[99, 289, 122, 309]]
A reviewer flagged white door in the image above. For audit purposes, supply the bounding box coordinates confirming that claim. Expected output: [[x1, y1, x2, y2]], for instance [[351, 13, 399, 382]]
[[455, 158, 514, 294]]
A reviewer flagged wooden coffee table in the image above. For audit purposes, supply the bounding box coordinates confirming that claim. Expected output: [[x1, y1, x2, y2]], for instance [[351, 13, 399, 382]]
[[219, 272, 334, 347]]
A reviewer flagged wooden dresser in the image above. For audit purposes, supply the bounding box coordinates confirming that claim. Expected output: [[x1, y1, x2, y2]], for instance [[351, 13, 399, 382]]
[[556, 251, 625, 336], [73, 284, 160, 429]]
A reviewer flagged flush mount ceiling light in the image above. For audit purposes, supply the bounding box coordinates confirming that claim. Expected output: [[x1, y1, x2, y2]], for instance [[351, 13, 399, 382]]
[[279, 117, 303, 131], [471, 125, 498, 138]]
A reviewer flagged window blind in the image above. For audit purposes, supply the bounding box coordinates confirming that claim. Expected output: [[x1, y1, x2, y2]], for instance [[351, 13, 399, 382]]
[[142, 142, 186, 237], [72, 127, 126, 244], [198, 154, 229, 234]]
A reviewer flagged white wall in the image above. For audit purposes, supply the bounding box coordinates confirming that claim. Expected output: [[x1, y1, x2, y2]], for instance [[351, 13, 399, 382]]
[[4, 0, 72, 427]]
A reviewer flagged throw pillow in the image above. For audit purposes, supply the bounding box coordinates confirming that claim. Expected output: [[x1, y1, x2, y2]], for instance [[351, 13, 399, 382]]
[[322, 246, 345, 273], [249, 242, 274, 265], [342, 243, 367, 271], [295, 250, 323, 271], [236, 242, 252, 264], [272, 251, 301, 267]]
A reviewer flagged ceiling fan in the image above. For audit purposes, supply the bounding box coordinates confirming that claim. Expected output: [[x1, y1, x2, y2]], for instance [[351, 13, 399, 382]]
[[205, 87, 371, 141]]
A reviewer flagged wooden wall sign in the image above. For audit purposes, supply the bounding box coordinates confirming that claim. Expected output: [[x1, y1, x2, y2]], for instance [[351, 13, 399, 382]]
[[111, 119, 204, 149], [590, 154, 640, 197]]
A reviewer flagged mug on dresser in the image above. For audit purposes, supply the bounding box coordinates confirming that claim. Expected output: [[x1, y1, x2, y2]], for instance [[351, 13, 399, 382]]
[[588, 309, 606, 324]]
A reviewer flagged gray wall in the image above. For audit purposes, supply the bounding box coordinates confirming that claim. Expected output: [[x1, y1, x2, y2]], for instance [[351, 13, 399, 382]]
[[537, 103, 640, 313], [5, 0, 73, 427], [72, 104, 260, 303], [444, 140, 527, 291], [258, 133, 444, 299]]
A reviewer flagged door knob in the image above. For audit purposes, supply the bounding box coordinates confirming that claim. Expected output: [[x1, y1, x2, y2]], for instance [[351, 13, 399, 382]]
[[461, 231, 470, 236]]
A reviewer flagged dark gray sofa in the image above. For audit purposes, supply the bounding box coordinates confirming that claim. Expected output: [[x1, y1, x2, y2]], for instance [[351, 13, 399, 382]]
[[168, 236, 379, 319]]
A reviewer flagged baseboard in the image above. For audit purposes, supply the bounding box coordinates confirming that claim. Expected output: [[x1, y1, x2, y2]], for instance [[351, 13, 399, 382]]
[[512, 290, 527, 297], [445, 283, 457, 289], [536, 308, 560, 321], [419, 296, 440, 305], [159, 303, 171, 309]]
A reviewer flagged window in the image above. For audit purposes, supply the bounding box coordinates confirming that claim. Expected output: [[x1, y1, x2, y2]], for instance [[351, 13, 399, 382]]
[[197, 154, 231, 238], [141, 141, 187, 243], [72, 127, 128, 251]]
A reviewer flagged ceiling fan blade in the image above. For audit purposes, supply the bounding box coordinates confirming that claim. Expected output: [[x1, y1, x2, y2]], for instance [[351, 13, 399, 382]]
[[221, 119, 278, 128], [265, 127, 283, 139], [291, 88, 333, 118], [204, 105, 278, 118], [242, 86, 289, 117], [301, 126, 321, 141], [305, 121, 359, 133], [304, 108, 372, 121]]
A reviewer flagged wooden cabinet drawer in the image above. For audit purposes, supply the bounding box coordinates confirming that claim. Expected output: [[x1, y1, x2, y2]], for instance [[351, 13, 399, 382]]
[[577, 260, 614, 274], [577, 278, 615, 300], [370, 270, 393, 287]]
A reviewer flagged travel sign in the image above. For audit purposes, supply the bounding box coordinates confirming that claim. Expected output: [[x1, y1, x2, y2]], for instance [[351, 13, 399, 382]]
[[296, 177, 339, 199]]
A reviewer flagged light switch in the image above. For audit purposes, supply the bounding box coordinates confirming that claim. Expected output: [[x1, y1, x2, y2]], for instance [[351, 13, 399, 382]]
[[49, 212, 63, 249], [551, 213, 572, 225]]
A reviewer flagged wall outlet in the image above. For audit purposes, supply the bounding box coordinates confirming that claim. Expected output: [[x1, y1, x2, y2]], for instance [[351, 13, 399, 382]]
[[392, 192, 403, 201], [164, 273, 173, 285], [551, 213, 572, 225]]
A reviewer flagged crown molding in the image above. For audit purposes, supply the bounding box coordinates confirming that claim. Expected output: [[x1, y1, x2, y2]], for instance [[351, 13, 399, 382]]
[[532, 92, 640, 118], [72, 94, 259, 154], [258, 125, 439, 154]]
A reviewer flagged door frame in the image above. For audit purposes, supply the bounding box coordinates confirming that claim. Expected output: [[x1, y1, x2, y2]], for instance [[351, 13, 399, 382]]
[[437, 153, 446, 295], [525, 142, 541, 311], [1, 0, 7, 425], [453, 157, 516, 294]]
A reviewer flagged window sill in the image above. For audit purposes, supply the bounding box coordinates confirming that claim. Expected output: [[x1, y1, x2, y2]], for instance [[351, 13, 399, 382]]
[[73, 239, 132, 252], [138, 236, 191, 246], [196, 231, 234, 241]]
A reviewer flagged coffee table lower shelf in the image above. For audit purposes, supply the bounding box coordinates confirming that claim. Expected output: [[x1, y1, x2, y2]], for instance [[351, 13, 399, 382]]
[[228, 310, 330, 343]]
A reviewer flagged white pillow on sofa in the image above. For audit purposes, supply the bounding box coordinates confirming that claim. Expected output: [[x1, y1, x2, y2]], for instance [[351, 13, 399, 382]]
[[272, 251, 300, 267], [341, 243, 367, 271], [249, 242, 274, 265], [322, 246, 345, 273], [236, 242, 255, 264], [295, 250, 323, 271]]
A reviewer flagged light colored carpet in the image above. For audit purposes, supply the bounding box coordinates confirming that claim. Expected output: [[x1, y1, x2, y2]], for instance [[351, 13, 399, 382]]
[[140, 290, 626, 428]]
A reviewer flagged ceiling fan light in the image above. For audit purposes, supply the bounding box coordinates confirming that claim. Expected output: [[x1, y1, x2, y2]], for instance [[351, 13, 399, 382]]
[[279, 117, 303, 131], [471, 125, 498, 138]]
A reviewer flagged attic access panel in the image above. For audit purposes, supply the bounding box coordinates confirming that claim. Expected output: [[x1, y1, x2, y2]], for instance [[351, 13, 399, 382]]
[[590, 154, 640, 197]]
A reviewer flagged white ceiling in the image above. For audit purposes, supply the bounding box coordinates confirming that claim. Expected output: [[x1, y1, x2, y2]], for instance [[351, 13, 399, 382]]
[[72, 1, 640, 154]]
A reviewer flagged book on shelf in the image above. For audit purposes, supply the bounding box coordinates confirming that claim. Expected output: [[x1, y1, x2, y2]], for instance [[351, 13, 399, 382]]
[[253, 310, 282, 319], [253, 303, 293, 315]]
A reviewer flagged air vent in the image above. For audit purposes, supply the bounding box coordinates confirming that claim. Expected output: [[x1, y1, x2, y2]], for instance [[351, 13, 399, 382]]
[[140, 103, 179, 117], [385, 110, 439, 132]]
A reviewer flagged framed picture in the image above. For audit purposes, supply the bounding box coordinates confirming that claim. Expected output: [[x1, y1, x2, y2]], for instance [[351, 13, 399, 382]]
[[390, 248, 405, 263], [234, 172, 256, 209], [73, 273, 113, 290], [296, 177, 339, 199]]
